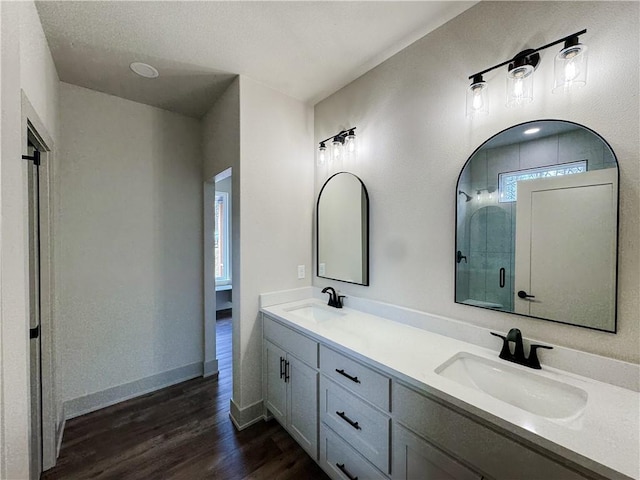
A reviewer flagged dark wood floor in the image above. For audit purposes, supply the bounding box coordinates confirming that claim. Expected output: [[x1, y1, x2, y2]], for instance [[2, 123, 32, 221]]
[[43, 315, 328, 479]]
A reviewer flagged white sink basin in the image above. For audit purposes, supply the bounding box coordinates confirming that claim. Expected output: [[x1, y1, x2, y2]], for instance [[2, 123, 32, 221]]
[[285, 304, 345, 323], [435, 352, 588, 419]]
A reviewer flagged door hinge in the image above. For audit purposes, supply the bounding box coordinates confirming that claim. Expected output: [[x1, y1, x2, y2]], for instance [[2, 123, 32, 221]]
[[22, 150, 41, 166], [30, 325, 40, 339]]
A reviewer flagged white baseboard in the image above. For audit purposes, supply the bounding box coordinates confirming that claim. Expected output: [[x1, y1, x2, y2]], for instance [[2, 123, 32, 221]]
[[229, 397, 264, 430], [63, 362, 203, 420], [56, 414, 66, 458]]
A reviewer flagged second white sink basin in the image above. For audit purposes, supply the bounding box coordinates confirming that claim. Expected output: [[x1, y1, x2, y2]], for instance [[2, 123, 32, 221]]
[[285, 304, 345, 323], [435, 352, 588, 420]]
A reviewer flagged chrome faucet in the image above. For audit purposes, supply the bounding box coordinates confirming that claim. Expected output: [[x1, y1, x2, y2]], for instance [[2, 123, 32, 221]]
[[321, 286, 345, 309], [490, 328, 553, 369]]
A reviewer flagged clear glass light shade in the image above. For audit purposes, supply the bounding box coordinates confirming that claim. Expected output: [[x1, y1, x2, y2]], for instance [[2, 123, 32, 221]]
[[331, 138, 343, 164], [317, 144, 327, 166], [466, 80, 488, 117], [343, 132, 357, 162], [506, 64, 534, 107], [553, 44, 588, 93]]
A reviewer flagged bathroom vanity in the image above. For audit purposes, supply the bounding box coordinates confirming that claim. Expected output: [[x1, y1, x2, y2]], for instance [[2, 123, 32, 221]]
[[261, 293, 639, 480]]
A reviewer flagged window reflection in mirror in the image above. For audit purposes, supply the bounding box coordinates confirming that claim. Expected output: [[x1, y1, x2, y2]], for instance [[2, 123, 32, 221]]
[[455, 120, 618, 332], [317, 172, 369, 285]]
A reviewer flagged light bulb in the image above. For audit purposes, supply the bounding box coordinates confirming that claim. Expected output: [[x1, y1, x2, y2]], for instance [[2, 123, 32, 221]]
[[514, 78, 523, 98], [564, 58, 578, 81], [472, 89, 484, 110]]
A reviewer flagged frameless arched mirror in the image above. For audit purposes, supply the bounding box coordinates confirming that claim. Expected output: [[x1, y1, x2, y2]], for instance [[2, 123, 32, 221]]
[[455, 120, 618, 332], [317, 172, 369, 285]]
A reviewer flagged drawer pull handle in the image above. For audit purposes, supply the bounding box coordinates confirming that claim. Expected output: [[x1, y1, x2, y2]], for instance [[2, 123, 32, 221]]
[[279, 357, 285, 379], [336, 463, 358, 480], [284, 360, 290, 383], [335, 368, 361, 384], [336, 411, 361, 430]]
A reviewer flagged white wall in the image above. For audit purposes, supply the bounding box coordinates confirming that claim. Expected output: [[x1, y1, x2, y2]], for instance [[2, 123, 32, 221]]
[[202, 78, 240, 378], [233, 76, 314, 424], [19, 1, 60, 143], [201, 76, 314, 426], [314, 1, 639, 363], [56, 83, 203, 412], [0, 1, 59, 477]]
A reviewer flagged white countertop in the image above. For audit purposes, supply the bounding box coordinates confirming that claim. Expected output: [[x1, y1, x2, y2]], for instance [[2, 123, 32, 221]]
[[262, 298, 640, 480]]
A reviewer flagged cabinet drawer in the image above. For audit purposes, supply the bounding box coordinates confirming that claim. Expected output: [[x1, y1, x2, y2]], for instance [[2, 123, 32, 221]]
[[393, 423, 481, 480], [320, 377, 390, 473], [320, 345, 390, 411], [263, 314, 318, 368], [320, 424, 387, 480], [393, 382, 587, 480]]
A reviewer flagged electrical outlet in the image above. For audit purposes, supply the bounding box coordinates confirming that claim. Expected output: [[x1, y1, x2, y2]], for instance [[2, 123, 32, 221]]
[[319, 263, 325, 276], [297, 265, 305, 279]]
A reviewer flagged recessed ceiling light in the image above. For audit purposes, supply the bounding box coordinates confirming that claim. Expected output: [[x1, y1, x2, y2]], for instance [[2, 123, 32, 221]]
[[524, 127, 540, 135], [130, 62, 159, 79]]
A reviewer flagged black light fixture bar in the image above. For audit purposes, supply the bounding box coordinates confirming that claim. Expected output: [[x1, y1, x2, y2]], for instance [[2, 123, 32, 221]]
[[468, 29, 587, 80], [319, 126, 357, 146]]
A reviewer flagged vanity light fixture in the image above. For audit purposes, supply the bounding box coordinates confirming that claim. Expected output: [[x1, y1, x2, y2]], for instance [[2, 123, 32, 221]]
[[466, 74, 489, 118], [467, 29, 587, 115], [317, 127, 357, 167]]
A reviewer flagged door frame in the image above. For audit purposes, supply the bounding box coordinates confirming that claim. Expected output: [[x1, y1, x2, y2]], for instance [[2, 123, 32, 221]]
[[203, 167, 233, 378], [21, 93, 57, 472]]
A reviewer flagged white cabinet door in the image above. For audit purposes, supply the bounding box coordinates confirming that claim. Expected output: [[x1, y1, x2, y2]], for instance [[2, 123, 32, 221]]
[[264, 340, 287, 425], [392, 424, 481, 480], [288, 354, 318, 459]]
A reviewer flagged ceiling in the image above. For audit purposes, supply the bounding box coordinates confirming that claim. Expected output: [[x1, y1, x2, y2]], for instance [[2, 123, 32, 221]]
[[36, 1, 477, 118]]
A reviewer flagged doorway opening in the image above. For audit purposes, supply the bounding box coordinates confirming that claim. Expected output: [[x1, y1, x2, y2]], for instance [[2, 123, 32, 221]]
[[214, 168, 232, 384], [203, 167, 233, 396]]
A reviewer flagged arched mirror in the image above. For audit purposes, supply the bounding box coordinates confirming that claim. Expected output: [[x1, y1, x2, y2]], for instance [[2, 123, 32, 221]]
[[317, 172, 369, 285], [455, 120, 618, 332]]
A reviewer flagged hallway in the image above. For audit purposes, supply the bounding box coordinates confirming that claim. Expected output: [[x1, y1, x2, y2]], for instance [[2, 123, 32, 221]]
[[42, 315, 328, 479]]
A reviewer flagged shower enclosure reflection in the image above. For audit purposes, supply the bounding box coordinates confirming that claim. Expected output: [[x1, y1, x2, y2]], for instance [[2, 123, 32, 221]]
[[455, 120, 618, 332]]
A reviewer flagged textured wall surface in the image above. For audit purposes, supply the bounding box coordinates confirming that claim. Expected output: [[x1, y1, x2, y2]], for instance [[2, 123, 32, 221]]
[[56, 83, 204, 403], [314, 1, 639, 363], [237, 76, 314, 409]]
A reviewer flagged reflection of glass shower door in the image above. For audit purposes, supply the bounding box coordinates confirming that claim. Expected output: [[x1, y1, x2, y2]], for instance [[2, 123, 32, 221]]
[[464, 206, 513, 310]]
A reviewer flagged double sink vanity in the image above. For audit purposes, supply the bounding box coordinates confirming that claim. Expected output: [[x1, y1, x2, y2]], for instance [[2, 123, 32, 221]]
[[268, 119, 638, 479], [261, 292, 639, 480]]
